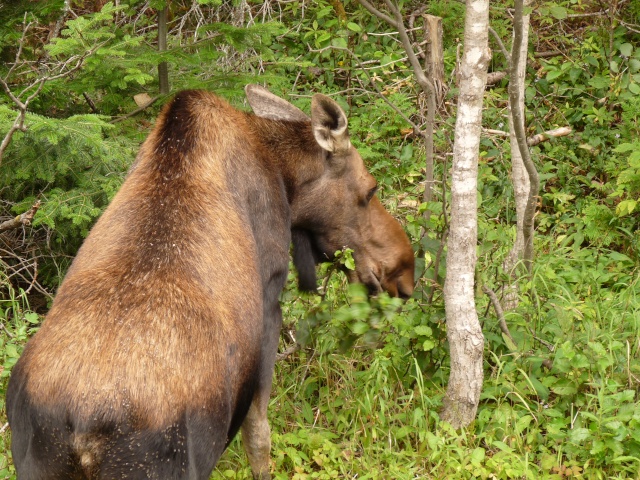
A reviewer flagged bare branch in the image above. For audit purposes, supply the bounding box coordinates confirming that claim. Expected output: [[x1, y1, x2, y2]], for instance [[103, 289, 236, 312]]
[[489, 27, 510, 64], [5, 14, 33, 82], [0, 34, 111, 166], [482, 285, 516, 346], [276, 342, 301, 361], [527, 126, 572, 146], [483, 126, 572, 146], [357, 0, 398, 28], [0, 201, 41, 234]]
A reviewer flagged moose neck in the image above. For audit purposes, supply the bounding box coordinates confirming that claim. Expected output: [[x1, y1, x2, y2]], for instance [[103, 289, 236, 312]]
[[248, 115, 325, 223]]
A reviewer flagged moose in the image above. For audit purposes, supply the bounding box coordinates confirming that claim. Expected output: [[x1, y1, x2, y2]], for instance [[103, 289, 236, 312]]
[[7, 85, 414, 479]]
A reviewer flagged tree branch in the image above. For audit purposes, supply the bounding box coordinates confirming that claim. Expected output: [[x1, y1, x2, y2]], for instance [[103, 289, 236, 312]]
[[527, 126, 572, 146], [482, 285, 516, 346], [489, 27, 511, 64], [483, 126, 572, 145], [357, 0, 398, 28], [0, 200, 41, 234], [0, 27, 110, 166], [508, 0, 539, 275]]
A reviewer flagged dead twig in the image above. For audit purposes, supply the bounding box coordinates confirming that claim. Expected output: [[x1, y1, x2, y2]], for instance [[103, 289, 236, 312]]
[[526, 126, 572, 146], [483, 286, 554, 369], [276, 329, 300, 361], [0, 200, 41, 234], [276, 343, 301, 361], [0, 323, 15, 339], [482, 126, 572, 146], [482, 285, 516, 346]]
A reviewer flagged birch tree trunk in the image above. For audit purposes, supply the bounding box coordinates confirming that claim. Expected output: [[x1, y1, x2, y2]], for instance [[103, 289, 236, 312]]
[[502, 0, 532, 310], [440, 0, 490, 428]]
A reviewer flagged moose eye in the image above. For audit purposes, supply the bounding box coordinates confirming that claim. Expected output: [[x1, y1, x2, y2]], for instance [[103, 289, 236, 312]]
[[366, 185, 378, 202]]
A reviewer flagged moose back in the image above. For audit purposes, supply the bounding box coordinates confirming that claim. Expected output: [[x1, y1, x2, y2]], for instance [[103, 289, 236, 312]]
[[7, 86, 414, 479]]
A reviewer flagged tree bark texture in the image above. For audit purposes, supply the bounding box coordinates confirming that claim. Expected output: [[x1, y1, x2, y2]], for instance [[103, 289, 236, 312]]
[[422, 14, 446, 106], [502, 0, 531, 310], [441, 0, 490, 428]]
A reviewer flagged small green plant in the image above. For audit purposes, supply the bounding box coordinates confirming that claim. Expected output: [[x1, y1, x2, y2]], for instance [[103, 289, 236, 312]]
[[0, 278, 42, 479]]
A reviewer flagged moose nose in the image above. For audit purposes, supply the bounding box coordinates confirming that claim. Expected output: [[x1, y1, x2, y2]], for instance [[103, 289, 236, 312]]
[[398, 287, 412, 300], [396, 277, 414, 300]]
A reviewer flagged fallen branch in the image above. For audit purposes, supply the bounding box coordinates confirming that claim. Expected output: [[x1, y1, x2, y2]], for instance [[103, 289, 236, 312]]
[[482, 126, 572, 146], [487, 71, 507, 85], [526, 126, 572, 146], [276, 329, 300, 361], [276, 343, 301, 361], [0, 200, 41, 234]]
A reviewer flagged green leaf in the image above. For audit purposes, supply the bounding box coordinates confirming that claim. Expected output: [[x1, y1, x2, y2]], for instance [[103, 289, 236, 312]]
[[619, 43, 634, 57], [414, 326, 432, 336], [515, 415, 533, 435], [552, 385, 578, 396], [614, 142, 637, 153], [345, 256, 355, 271], [351, 321, 370, 335], [470, 447, 485, 465], [588, 76, 610, 89], [550, 6, 568, 19], [5, 343, 19, 358], [422, 339, 435, 351], [24, 312, 40, 324], [546, 69, 563, 81], [331, 37, 347, 49], [615, 199, 637, 217], [502, 332, 518, 351], [347, 22, 362, 33], [569, 428, 591, 443], [491, 440, 514, 453]]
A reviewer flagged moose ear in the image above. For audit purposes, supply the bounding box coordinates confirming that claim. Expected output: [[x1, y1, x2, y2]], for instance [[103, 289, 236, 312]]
[[245, 84, 309, 122], [310, 94, 350, 154], [292, 228, 318, 293]]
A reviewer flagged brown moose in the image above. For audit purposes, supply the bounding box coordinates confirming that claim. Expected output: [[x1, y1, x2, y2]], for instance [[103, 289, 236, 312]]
[[7, 85, 414, 479]]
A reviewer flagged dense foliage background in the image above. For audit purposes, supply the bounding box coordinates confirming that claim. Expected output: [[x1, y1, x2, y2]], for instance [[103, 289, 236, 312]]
[[1, 0, 639, 478]]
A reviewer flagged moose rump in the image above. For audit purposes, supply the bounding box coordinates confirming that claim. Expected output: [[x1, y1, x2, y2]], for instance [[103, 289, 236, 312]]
[[7, 86, 414, 479]]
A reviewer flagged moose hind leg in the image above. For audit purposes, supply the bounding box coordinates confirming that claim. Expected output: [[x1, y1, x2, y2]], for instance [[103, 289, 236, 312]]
[[241, 396, 271, 480]]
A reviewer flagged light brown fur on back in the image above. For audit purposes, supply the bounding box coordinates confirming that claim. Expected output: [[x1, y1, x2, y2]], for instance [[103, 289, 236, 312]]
[[22, 92, 272, 429]]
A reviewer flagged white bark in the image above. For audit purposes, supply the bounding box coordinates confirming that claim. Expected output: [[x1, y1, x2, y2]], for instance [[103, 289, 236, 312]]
[[503, 1, 531, 310], [441, 0, 490, 428]]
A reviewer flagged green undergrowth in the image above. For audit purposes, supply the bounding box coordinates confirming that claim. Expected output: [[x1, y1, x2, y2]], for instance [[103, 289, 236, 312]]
[[2, 242, 640, 479], [206, 254, 640, 479]]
